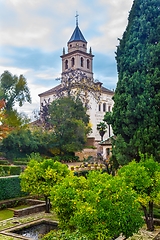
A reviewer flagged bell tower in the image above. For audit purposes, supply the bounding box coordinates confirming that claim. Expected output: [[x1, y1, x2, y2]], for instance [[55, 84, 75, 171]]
[[61, 14, 94, 80]]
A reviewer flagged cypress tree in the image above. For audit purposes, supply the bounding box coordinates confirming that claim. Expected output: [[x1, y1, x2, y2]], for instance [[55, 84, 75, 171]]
[[105, 0, 160, 164]]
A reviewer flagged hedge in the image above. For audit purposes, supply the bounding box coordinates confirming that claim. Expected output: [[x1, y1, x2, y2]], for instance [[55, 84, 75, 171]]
[[0, 165, 21, 175], [0, 160, 9, 165], [13, 161, 28, 166], [0, 176, 27, 201]]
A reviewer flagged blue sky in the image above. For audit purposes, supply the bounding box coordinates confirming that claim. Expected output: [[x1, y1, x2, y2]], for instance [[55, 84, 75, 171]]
[[0, 0, 133, 119]]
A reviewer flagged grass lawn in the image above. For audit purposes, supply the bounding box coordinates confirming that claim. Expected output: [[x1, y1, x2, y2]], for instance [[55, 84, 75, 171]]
[[12, 205, 30, 210], [0, 209, 13, 221], [0, 234, 18, 240]]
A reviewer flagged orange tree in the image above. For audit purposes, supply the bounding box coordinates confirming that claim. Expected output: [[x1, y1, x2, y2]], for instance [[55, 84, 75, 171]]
[[118, 154, 160, 231], [20, 158, 70, 213], [49, 171, 143, 239]]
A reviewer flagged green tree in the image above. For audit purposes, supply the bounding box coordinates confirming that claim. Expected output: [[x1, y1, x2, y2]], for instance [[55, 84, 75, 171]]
[[50, 171, 143, 239], [0, 127, 52, 159], [1, 129, 40, 159], [0, 71, 31, 111], [0, 71, 31, 138], [45, 97, 91, 155], [20, 158, 70, 213], [105, 0, 160, 163], [118, 154, 160, 231], [97, 121, 107, 141]]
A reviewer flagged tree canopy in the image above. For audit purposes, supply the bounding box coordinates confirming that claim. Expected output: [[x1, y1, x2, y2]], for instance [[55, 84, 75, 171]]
[[0, 71, 31, 111], [97, 121, 107, 141], [104, 0, 160, 163], [20, 158, 70, 212], [41, 96, 91, 155], [118, 154, 160, 231], [50, 171, 143, 239], [1, 128, 47, 159], [0, 71, 31, 139]]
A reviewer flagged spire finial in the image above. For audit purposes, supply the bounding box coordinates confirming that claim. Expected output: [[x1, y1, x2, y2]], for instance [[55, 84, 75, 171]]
[[75, 11, 79, 26]]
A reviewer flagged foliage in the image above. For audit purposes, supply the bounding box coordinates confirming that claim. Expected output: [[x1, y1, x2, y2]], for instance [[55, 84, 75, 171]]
[[0, 110, 30, 141], [41, 97, 91, 155], [118, 154, 160, 231], [0, 166, 6, 177], [51, 171, 143, 239], [105, 0, 160, 163], [0, 176, 27, 201], [0, 128, 49, 159], [13, 158, 29, 165], [0, 71, 31, 140], [0, 165, 21, 175], [0, 160, 9, 165], [27, 152, 45, 162], [42, 229, 89, 240], [0, 71, 31, 111], [20, 159, 70, 212]]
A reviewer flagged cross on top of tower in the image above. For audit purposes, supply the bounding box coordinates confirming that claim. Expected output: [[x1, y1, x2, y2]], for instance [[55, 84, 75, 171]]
[[75, 11, 79, 26]]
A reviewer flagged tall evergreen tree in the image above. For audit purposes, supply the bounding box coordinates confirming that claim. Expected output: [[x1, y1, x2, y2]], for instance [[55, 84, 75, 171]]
[[104, 0, 160, 164]]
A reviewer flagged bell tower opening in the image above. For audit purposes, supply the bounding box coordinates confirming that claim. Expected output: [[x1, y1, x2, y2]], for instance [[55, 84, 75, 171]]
[[61, 14, 94, 80]]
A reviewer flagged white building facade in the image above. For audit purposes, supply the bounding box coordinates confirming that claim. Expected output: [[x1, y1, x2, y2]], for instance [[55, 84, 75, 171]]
[[39, 22, 114, 143]]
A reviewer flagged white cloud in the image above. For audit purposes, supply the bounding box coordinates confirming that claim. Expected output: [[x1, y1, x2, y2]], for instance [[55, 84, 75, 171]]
[[0, 0, 134, 118]]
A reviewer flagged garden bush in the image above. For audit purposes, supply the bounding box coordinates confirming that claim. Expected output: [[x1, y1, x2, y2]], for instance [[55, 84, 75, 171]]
[[13, 161, 28, 165], [13, 158, 29, 164], [42, 229, 89, 240], [0, 165, 21, 175], [0, 176, 27, 200], [0, 160, 9, 165], [0, 166, 6, 177], [50, 171, 143, 239], [60, 155, 80, 162]]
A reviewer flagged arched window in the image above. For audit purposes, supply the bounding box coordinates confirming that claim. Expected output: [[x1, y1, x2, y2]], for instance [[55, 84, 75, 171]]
[[81, 57, 84, 67], [98, 104, 101, 111], [71, 57, 75, 67], [65, 60, 68, 69], [103, 103, 106, 112], [108, 106, 111, 112], [87, 59, 90, 69]]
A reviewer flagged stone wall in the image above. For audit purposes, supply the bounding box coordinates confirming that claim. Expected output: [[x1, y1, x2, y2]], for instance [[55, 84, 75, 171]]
[[75, 148, 97, 161], [0, 196, 29, 210], [13, 203, 46, 217]]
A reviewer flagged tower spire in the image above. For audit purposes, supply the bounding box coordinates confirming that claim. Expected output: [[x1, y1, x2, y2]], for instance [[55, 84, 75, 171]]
[[75, 11, 79, 26]]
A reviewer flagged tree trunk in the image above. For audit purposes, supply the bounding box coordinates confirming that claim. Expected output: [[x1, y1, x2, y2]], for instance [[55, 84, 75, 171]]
[[142, 202, 154, 231], [99, 130, 105, 141], [45, 196, 50, 213]]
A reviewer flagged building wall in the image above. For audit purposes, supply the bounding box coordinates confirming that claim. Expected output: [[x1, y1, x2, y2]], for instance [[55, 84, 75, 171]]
[[40, 89, 114, 142], [87, 91, 114, 141]]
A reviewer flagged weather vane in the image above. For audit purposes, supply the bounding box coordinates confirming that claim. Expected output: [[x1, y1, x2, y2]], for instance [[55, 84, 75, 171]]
[[75, 11, 79, 26]]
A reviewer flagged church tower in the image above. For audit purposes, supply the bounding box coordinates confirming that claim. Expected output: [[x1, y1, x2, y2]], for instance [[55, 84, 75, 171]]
[[61, 16, 94, 80], [39, 15, 114, 148]]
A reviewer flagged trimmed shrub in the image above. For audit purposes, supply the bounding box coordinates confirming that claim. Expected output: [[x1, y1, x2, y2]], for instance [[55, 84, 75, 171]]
[[0, 165, 21, 175], [14, 161, 28, 166], [60, 155, 80, 163], [13, 158, 29, 163], [0, 176, 27, 200], [0, 160, 10, 165], [10, 166, 21, 175]]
